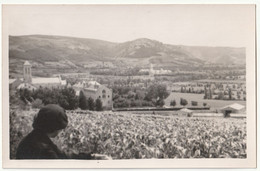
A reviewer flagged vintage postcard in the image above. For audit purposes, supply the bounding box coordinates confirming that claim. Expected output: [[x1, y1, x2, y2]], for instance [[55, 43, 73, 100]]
[[2, 4, 256, 168]]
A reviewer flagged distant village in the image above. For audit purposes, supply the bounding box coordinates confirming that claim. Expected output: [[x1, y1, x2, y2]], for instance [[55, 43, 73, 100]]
[[9, 61, 246, 114]]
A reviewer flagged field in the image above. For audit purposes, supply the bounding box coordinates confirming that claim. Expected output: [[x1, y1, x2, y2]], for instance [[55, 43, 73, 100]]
[[165, 92, 246, 110], [10, 109, 247, 159]]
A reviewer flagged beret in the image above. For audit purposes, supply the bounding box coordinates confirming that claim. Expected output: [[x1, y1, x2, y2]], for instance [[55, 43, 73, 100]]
[[32, 104, 68, 133]]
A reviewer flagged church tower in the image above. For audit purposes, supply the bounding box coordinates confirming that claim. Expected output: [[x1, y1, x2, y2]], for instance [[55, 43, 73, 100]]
[[23, 61, 32, 83]]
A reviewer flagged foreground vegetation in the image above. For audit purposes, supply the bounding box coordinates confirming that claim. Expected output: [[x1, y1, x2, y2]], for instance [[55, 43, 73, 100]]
[[10, 109, 246, 159]]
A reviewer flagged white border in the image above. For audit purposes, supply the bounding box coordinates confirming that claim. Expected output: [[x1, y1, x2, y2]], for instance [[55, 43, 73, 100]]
[[1, 2, 257, 169]]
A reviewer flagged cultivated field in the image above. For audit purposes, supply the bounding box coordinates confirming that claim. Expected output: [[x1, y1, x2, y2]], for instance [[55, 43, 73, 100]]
[[10, 109, 247, 159], [165, 92, 246, 110]]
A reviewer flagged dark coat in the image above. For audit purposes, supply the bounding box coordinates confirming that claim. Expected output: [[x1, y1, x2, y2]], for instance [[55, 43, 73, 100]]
[[16, 129, 68, 159], [16, 129, 93, 160]]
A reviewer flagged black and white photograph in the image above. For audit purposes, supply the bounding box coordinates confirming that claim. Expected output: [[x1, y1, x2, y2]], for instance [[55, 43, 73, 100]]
[[2, 4, 256, 168]]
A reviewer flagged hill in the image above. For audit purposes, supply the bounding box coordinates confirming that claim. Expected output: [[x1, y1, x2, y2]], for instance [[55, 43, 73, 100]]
[[9, 35, 245, 74]]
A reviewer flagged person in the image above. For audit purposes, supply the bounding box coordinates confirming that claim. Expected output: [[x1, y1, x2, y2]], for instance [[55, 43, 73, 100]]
[[16, 104, 111, 160]]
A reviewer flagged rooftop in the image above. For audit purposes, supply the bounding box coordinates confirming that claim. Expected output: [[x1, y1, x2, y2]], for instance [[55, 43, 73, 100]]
[[221, 103, 245, 110], [179, 108, 193, 113], [24, 61, 31, 66], [32, 77, 63, 84]]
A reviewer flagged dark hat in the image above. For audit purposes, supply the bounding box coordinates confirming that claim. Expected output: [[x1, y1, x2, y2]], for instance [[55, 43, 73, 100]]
[[32, 104, 68, 133]]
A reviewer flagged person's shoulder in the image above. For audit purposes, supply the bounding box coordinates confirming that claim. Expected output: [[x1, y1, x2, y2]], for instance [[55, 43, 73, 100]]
[[17, 132, 51, 153], [36, 142, 62, 159]]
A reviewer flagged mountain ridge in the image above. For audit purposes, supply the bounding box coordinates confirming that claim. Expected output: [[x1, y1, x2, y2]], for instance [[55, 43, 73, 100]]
[[9, 35, 246, 69]]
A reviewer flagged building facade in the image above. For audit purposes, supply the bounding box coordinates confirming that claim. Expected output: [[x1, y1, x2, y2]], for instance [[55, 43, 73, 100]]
[[11, 61, 67, 90], [73, 81, 113, 110]]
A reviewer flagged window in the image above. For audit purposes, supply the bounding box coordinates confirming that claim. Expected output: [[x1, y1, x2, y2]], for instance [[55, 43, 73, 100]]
[[99, 96, 101, 98], [108, 95, 110, 98], [102, 89, 106, 98]]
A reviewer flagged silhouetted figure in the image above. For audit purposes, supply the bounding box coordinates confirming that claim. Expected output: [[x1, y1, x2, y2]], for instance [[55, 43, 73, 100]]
[[16, 104, 110, 160]]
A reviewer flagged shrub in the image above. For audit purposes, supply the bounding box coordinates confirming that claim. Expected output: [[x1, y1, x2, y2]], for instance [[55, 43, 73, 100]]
[[180, 98, 188, 106], [170, 100, 176, 107], [187, 113, 193, 117], [95, 98, 103, 111], [79, 91, 88, 110], [156, 98, 165, 107], [32, 99, 44, 109], [191, 101, 198, 106], [87, 97, 95, 111]]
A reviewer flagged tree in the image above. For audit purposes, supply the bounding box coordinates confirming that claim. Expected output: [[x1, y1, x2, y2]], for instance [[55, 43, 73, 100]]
[[180, 98, 188, 106], [135, 93, 139, 100], [59, 87, 79, 110], [130, 101, 137, 107], [144, 84, 169, 102], [209, 89, 212, 99], [237, 94, 241, 100], [170, 100, 176, 107], [32, 98, 44, 109], [19, 88, 33, 103], [87, 97, 95, 111], [79, 91, 88, 110], [156, 98, 165, 107], [95, 98, 103, 111], [217, 92, 224, 100], [204, 88, 208, 99], [228, 88, 232, 100]]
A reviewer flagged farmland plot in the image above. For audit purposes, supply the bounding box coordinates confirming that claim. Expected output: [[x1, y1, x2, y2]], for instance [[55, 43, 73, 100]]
[[165, 92, 246, 110], [10, 109, 247, 159]]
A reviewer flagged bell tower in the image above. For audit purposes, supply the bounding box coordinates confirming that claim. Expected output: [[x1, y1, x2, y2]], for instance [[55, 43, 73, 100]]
[[23, 61, 32, 83]]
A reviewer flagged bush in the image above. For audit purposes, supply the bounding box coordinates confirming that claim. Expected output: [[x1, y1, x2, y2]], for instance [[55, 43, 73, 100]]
[[170, 100, 176, 107], [180, 98, 188, 106], [87, 97, 95, 111], [95, 98, 103, 111], [79, 91, 88, 110], [32, 99, 44, 109], [187, 113, 193, 117], [156, 98, 165, 107], [30, 87, 79, 110], [141, 101, 153, 107], [191, 101, 198, 106], [130, 101, 137, 107], [144, 84, 169, 101]]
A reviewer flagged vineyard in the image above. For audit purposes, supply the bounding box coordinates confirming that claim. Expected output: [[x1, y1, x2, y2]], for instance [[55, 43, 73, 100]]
[[10, 109, 247, 159]]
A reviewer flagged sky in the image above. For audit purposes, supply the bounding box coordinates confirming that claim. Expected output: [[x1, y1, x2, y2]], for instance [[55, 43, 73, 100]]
[[3, 4, 255, 47]]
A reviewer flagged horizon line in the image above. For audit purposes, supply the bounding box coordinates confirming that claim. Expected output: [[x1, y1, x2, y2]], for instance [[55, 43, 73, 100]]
[[9, 34, 246, 49]]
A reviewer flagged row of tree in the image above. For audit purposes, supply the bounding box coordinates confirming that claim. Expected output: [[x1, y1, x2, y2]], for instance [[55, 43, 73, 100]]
[[170, 98, 207, 107], [78, 91, 103, 111], [14, 87, 103, 111], [112, 84, 169, 108]]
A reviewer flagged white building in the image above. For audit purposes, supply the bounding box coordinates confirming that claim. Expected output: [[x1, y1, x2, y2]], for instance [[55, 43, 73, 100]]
[[221, 103, 245, 115], [73, 81, 113, 110], [12, 61, 67, 90], [139, 64, 172, 76]]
